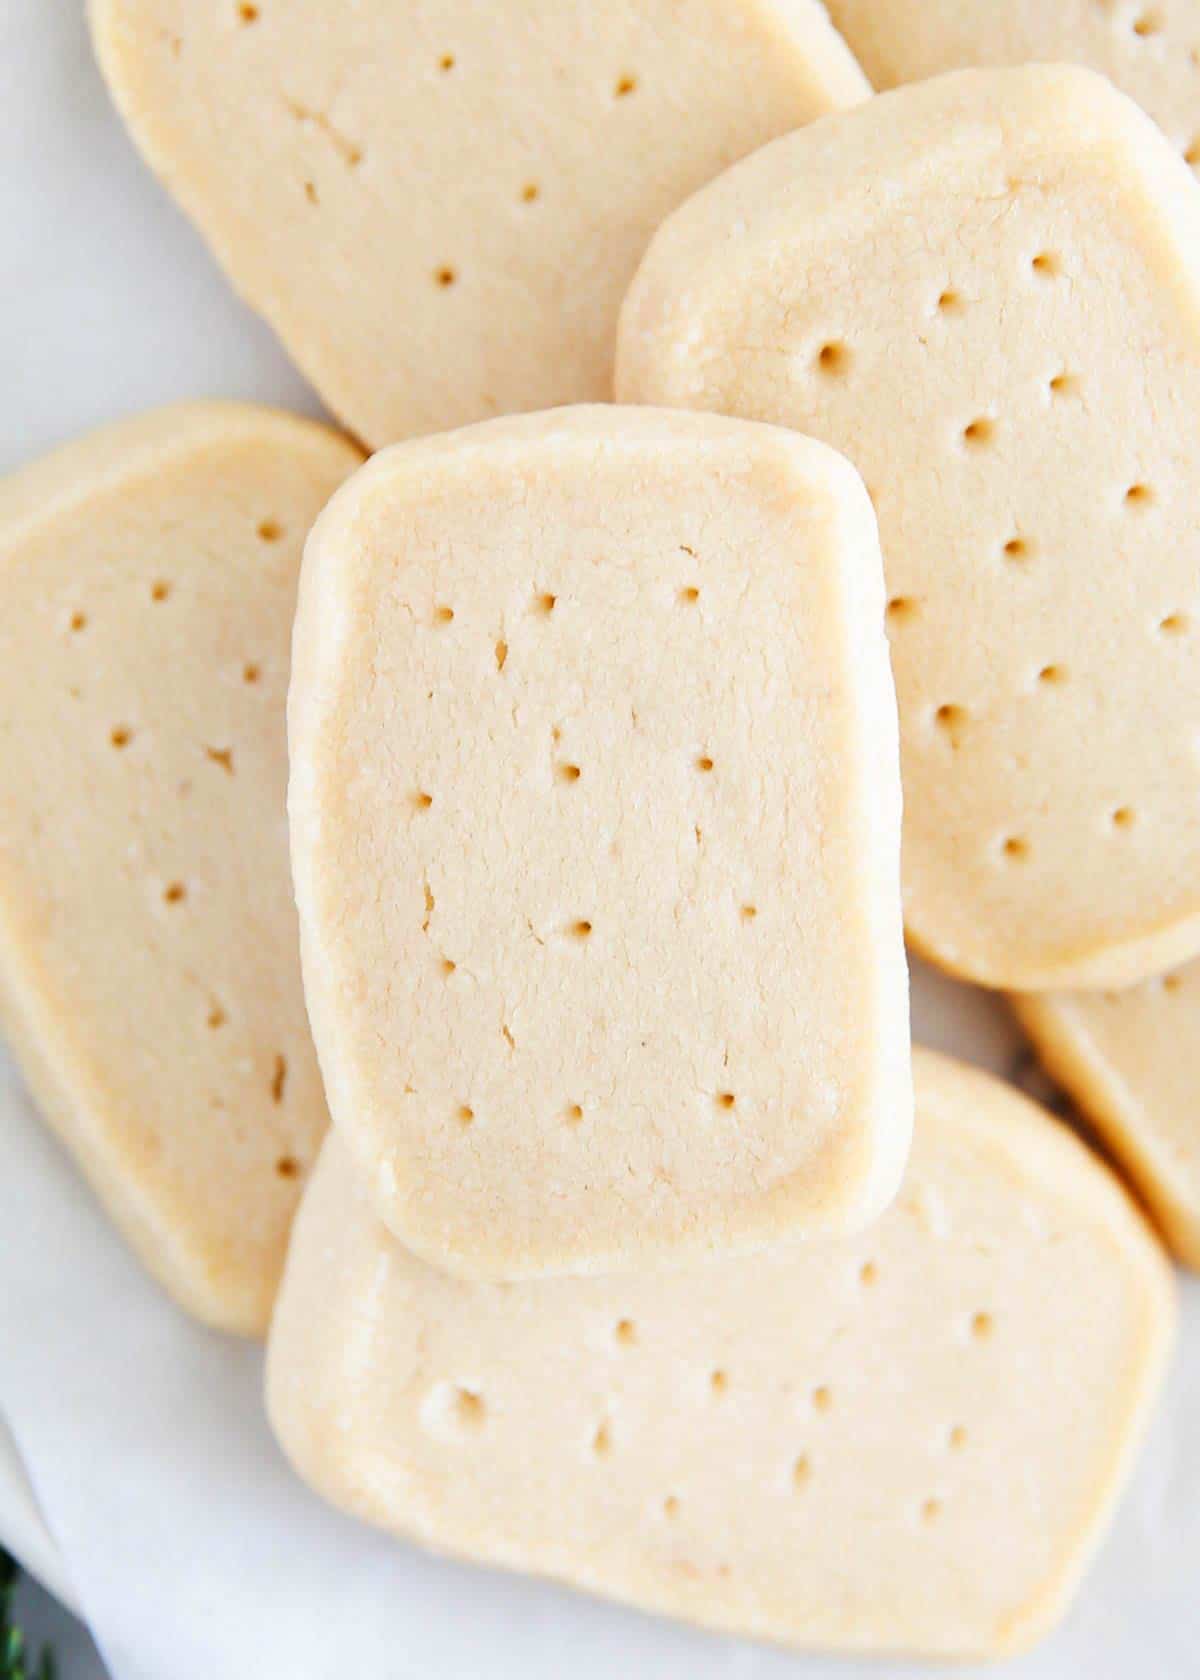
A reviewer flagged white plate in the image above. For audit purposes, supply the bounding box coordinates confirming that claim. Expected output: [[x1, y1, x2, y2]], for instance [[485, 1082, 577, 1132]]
[[0, 1412, 75, 1611]]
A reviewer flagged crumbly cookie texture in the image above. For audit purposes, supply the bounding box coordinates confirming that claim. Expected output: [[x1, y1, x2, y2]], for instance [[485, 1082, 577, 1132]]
[[89, 0, 867, 446], [267, 1049, 1173, 1662], [288, 406, 910, 1280], [0, 403, 361, 1334], [1014, 962, 1200, 1267], [827, 0, 1200, 173], [617, 65, 1200, 992]]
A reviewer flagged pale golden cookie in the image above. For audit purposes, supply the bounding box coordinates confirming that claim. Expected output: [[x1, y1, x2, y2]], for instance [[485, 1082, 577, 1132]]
[[1014, 964, 1200, 1266], [0, 403, 361, 1334], [619, 67, 1200, 991], [90, 0, 867, 446], [267, 1050, 1173, 1661], [828, 0, 1200, 172], [289, 407, 910, 1279]]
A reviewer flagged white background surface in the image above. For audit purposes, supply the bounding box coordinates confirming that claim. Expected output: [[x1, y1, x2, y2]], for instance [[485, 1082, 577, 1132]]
[[1, 5, 1198, 1677]]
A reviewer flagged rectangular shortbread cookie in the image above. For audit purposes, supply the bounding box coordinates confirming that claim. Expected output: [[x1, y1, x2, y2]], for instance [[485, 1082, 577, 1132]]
[[618, 66, 1200, 993], [1014, 964, 1200, 1268], [267, 1050, 1173, 1661], [827, 0, 1200, 173], [89, 0, 868, 445], [288, 406, 910, 1280], [0, 404, 361, 1334]]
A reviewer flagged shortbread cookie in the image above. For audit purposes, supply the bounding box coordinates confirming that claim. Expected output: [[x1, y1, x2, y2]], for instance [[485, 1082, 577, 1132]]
[[267, 1050, 1173, 1661], [289, 407, 910, 1279], [1014, 966, 1200, 1266], [618, 67, 1200, 991], [0, 404, 361, 1334], [827, 0, 1200, 171], [89, 0, 868, 447]]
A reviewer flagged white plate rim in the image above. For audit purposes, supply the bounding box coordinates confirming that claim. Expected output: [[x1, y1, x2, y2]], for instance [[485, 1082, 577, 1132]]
[[0, 1408, 77, 1612]]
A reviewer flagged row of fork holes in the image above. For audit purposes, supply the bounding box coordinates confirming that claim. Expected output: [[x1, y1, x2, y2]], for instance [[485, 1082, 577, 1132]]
[[106, 730, 238, 774], [890, 591, 1184, 633], [432, 1297, 994, 1390], [257, 0, 1199, 211], [460, 1100, 587, 1128], [431, 912, 753, 1034], [450, 1091, 739, 1129], [435, 580, 1164, 959], [66, 514, 280, 640], [431, 1295, 984, 1515], [432, 45, 637, 99], [61, 521, 293, 1174], [492, 586, 695, 671], [435, 585, 700, 636], [233, 4, 1190, 128], [813, 250, 1063, 381]]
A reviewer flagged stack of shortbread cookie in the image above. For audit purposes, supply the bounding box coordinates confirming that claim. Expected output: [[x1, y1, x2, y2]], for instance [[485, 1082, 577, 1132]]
[[1, 0, 1197, 1661]]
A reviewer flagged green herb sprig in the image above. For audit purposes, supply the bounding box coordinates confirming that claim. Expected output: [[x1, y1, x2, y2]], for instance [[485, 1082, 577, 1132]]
[[1, 1551, 55, 1680]]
